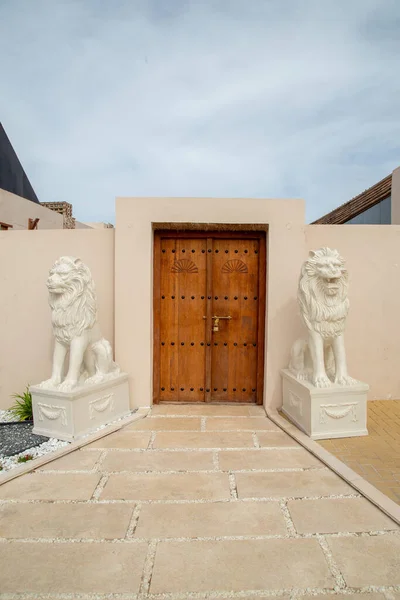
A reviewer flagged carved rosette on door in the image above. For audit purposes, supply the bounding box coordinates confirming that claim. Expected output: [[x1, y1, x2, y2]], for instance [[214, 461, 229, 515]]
[[154, 233, 266, 403]]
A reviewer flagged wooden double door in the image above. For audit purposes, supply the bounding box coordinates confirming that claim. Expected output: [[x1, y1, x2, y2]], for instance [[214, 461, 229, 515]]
[[153, 231, 266, 403]]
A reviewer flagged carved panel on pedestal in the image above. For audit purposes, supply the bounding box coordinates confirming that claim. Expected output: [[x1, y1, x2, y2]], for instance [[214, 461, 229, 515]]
[[37, 403, 68, 426], [319, 402, 358, 424]]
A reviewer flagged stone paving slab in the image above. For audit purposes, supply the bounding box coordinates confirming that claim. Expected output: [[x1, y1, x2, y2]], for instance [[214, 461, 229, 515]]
[[87, 430, 151, 448], [153, 430, 255, 448], [0, 502, 134, 539], [206, 416, 280, 430], [257, 430, 299, 447], [236, 469, 353, 498], [305, 595, 387, 600], [101, 471, 231, 501], [0, 472, 101, 500], [135, 500, 287, 537], [327, 534, 400, 586], [0, 541, 147, 594], [150, 538, 335, 593], [39, 448, 102, 471], [288, 497, 399, 534], [101, 448, 215, 472], [219, 448, 323, 470], [127, 416, 202, 430]]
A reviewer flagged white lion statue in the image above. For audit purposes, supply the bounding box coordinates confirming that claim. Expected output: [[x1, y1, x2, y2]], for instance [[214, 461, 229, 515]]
[[289, 247, 357, 388], [38, 256, 120, 392]]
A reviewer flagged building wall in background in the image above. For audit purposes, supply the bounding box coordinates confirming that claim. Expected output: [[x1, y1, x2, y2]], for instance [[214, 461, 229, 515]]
[[0, 188, 63, 229], [345, 196, 391, 224], [0, 123, 39, 204], [84, 222, 114, 229]]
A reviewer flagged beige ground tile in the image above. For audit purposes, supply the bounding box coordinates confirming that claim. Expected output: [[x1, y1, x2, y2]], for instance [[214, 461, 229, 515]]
[[0, 503, 134, 539], [0, 541, 147, 594], [101, 472, 230, 501], [256, 431, 299, 447], [304, 595, 386, 600], [248, 405, 267, 415], [288, 498, 399, 534], [0, 472, 101, 500], [206, 417, 280, 431], [135, 501, 287, 537], [126, 417, 202, 431], [86, 431, 151, 449], [219, 448, 323, 471], [102, 449, 215, 472], [151, 404, 255, 416], [151, 538, 334, 593], [153, 431, 255, 448], [236, 469, 352, 499], [39, 449, 102, 471], [328, 535, 400, 586]]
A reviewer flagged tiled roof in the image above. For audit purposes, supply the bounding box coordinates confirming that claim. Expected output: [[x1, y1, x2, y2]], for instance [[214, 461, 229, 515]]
[[312, 174, 392, 224]]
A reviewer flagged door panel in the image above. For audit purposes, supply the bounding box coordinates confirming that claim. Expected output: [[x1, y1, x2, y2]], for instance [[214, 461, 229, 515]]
[[159, 237, 207, 402], [154, 232, 266, 404], [210, 239, 259, 402]]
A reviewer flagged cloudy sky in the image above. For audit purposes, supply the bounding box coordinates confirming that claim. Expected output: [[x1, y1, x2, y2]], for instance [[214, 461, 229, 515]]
[[1, 0, 399, 224]]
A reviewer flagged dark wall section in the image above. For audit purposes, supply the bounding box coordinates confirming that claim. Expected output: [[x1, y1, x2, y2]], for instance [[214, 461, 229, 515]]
[[0, 123, 39, 204]]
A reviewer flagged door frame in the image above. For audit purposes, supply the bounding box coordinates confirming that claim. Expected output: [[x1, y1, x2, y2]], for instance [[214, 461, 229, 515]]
[[153, 229, 267, 405]]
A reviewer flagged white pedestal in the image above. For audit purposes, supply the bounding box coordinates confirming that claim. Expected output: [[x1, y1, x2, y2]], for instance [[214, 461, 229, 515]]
[[281, 369, 368, 440], [31, 374, 130, 441]]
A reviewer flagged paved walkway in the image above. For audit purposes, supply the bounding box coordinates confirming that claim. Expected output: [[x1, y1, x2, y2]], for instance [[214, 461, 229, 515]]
[[0, 404, 399, 598], [319, 400, 400, 505]]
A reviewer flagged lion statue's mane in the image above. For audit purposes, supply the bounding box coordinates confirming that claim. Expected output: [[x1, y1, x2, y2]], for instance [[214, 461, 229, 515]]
[[297, 247, 349, 338], [49, 257, 97, 344]]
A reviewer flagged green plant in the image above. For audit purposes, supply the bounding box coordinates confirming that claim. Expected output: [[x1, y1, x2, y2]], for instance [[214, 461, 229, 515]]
[[9, 386, 33, 421], [17, 454, 34, 463]]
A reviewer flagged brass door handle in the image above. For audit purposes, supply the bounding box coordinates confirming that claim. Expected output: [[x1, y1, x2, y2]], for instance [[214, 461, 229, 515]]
[[203, 315, 232, 332], [202, 316, 232, 320]]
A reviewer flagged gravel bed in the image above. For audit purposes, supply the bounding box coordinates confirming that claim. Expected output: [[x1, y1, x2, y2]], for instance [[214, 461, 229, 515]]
[[0, 409, 17, 423], [0, 437, 70, 472]]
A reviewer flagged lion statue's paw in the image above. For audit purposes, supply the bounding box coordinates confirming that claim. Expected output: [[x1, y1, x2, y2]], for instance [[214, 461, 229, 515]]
[[58, 380, 78, 392], [85, 374, 104, 386], [37, 377, 62, 390], [334, 374, 358, 387], [312, 375, 332, 388], [296, 372, 310, 382]]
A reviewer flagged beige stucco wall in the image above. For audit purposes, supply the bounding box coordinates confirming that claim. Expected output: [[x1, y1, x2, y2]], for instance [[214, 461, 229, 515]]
[[115, 197, 306, 409], [84, 222, 114, 229], [0, 229, 115, 410], [306, 224, 400, 400], [0, 188, 63, 230], [75, 221, 93, 229]]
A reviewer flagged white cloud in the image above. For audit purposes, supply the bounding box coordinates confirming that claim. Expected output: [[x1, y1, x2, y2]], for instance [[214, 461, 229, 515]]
[[0, 0, 399, 223]]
